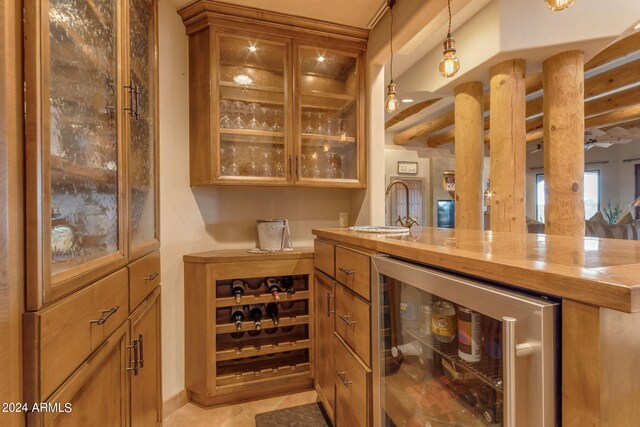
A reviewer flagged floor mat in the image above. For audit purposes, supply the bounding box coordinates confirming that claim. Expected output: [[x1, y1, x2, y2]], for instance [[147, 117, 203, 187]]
[[255, 402, 330, 427]]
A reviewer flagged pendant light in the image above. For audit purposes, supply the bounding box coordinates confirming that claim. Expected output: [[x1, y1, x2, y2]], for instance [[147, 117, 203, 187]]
[[439, 0, 460, 78], [385, 0, 399, 113], [545, 0, 576, 11]]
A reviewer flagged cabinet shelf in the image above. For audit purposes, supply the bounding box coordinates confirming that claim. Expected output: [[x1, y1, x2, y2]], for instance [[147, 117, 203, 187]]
[[403, 328, 504, 392], [216, 338, 310, 361], [301, 133, 356, 143], [220, 81, 284, 93], [216, 314, 310, 334], [216, 290, 309, 308], [51, 155, 117, 186], [220, 129, 285, 138], [216, 361, 310, 388]]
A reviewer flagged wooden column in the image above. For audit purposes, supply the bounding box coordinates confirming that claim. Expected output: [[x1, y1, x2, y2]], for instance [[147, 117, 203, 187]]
[[543, 51, 585, 237], [454, 82, 484, 230], [489, 59, 527, 233]]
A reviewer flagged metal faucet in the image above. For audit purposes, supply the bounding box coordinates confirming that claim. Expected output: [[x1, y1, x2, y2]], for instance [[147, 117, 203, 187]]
[[385, 180, 419, 228]]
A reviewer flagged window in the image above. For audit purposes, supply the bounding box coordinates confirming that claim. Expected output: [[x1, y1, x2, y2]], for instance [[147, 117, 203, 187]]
[[536, 170, 600, 222]]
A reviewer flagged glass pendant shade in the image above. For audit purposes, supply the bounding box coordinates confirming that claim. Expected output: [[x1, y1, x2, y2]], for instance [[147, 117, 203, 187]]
[[545, 0, 576, 11], [385, 81, 399, 113], [439, 37, 460, 78]]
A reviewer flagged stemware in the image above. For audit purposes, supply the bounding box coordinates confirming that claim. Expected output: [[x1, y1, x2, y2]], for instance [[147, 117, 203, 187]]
[[231, 101, 246, 129], [246, 102, 261, 130], [303, 111, 314, 134], [260, 106, 270, 131], [226, 145, 240, 176], [261, 150, 273, 177], [315, 112, 325, 135], [247, 146, 259, 176], [270, 109, 282, 132], [220, 99, 232, 129], [274, 148, 284, 177]]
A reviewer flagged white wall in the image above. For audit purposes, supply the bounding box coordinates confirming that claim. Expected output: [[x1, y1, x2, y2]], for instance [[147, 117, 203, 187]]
[[525, 143, 640, 220], [158, 1, 353, 401]]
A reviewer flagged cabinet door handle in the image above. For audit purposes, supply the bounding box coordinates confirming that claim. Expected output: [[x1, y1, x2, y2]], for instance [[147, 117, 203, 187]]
[[127, 340, 139, 376], [336, 370, 352, 387], [295, 155, 299, 179], [338, 267, 354, 276], [137, 334, 144, 368], [144, 272, 159, 281], [133, 83, 140, 121], [289, 155, 292, 180], [339, 314, 356, 326], [326, 293, 334, 317], [90, 306, 119, 325]]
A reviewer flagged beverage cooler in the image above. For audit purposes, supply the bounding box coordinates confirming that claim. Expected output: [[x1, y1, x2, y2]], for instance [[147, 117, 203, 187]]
[[372, 255, 558, 427]]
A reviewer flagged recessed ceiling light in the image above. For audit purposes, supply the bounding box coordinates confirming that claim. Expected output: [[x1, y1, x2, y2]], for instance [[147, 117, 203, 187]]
[[317, 55, 326, 63], [401, 98, 414, 103], [248, 44, 257, 52]]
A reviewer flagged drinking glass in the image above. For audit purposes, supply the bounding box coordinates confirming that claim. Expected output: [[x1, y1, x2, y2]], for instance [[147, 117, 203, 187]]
[[301, 154, 309, 177], [246, 102, 261, 130], [247, 146, 259, 176], [326, 118, 334, 136], [260, 106, 270, 131], [315, 113, 325, 135], [231, 101, 246, 129], [220, 99, 232, 129], [303, 111, 314, 134], [226, 145, 240, 176], [274, 148, 284, 177], [261, 150, 273, 177], [271, 109, 282, 132]]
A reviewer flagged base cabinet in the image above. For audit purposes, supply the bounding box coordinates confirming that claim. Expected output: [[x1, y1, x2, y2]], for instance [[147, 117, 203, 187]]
[[334, 334, 370, 427], [130, 288, 162, 427], [314, 270, 335, 422], [30, 323, 130, 427]]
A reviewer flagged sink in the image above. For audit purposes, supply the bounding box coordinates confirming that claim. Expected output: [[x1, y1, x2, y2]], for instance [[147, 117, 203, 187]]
[[348, 225, 410, 234]]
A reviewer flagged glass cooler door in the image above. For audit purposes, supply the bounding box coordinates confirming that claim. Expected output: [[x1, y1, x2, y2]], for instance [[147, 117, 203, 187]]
[[372, 256, 558, 427]]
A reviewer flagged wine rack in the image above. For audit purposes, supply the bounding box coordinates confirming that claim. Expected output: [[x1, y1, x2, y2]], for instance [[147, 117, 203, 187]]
[[184, 248, 315, 407]]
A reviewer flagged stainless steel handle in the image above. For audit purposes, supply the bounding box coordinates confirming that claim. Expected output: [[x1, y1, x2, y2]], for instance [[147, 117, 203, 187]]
[[338, 267, 354, 276], [336, 370, 352, 387], [138, 334, 144, 368], [326, 293, 334, 317], [339, 314, 356, 326], [90, 306, 119, 325], [503, 317, 534, 427], [127, 340, 139, 376], [144, 272, 159, 281]]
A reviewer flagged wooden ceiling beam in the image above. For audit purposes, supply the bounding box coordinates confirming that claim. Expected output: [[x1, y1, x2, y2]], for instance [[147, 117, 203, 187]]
[[584, 85, 640, 117], [584, 31, 640, 72], [585, 104, 640, 129], [384, 98, 442, 129], [585, 58, 640, 98]]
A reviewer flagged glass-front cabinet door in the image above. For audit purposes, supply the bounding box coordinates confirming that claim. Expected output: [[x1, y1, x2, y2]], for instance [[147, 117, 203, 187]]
[[296, 44, 365, 187], [26, 0, 127, 309], [215, 33, 291, 184], [127, 0, 159, 260]]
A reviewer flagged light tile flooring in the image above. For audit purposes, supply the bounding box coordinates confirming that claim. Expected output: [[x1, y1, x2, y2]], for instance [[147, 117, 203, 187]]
[[163, 390, 318, 427]]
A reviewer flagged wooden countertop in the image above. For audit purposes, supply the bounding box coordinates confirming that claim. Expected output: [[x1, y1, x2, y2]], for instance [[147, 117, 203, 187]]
[[312, 228, 640, 313], [183, 247, 314, 263]]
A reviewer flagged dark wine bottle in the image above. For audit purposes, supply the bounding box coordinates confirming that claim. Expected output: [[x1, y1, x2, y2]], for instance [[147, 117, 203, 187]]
[[231, 280, 245, 304], [282, 276, 295, 295], [231, 306, 244, 331], [266, 277, 281, 302], [266, 302, 279, 325], [249, 304, 263, 331]]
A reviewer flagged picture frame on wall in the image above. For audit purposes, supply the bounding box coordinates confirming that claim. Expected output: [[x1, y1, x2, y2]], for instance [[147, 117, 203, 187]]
[[398, 161, 418, 175]]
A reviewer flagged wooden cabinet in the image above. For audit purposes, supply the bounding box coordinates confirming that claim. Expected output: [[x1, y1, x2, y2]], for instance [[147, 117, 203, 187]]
[[314, 239, 373, 426], [314, 270, 335, 422], [180, 1, 368, 188], [29, 322, 130, 427], [184, 249, 314, 407], [130, 288, 162, 427]]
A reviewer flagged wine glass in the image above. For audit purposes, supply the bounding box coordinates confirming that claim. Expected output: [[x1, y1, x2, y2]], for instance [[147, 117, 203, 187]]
[[260, 106, 269, 131], [261, 150, 273, 177], [231, 101, 246, 129], [315, 113, 325, 135], [303, 111, 313, 134], [274, 148, 284, 177], [246, 103, 260, 130], [271, 109, 282, 132], [220, 99, 232, 129], [326, 118, 334, 136], [226, 145, 240, 176], [247, 146, 259, 176]]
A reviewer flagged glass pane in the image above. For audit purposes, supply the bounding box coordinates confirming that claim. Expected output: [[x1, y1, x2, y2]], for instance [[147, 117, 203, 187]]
[[218, 35, 286, 178], [49, 0, 119, 274], [380, 277, 504, 426], [299, 47, 358, 180], [129, 0, 156, 246]]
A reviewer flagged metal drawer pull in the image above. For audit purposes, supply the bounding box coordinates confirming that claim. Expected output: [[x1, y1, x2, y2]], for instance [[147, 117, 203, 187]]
[[138, 334, 144, 368], [90, 306, 119, 325], [144, 272, 159, 281], [127, 340, 139, 376], [339, 314, 356, 326], [339, 267, 354, 276], [327, 293, 335, 317], [336, 370, 352, 387]]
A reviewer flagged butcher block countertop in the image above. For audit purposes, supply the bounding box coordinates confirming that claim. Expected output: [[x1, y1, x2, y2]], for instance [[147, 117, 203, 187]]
[[313, 227, 640, 313]]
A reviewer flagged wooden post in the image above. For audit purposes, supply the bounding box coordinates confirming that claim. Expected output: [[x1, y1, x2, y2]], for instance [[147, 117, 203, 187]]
[[543, 51, 585, 237], [489, 59, 527, 233], [454, 82, 484, 230]]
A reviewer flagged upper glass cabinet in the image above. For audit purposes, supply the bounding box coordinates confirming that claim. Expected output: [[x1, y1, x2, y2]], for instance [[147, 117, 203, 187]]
[[296, 45, 364, 186], [128, 0, 159, 259], [215, 34, 290, 184]]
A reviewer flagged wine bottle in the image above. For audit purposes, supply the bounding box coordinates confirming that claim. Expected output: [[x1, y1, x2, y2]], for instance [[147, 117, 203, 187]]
[[282, 275, 295, 295], [231, 306, 245, 331], [231, 280, 245, 304], [266, 302, 279, 325], [266, 277, 281, 302], [249, 304, 263, 331]]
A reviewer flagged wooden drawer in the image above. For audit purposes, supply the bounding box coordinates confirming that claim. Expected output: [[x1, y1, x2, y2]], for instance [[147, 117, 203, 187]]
[[129, 250, 161, 311], [25, 268, 128, 401], [335, 246, 370, 300], [335, 284, 371, 364], [334, 334, 371, 427], [314, 240, 335, 278]]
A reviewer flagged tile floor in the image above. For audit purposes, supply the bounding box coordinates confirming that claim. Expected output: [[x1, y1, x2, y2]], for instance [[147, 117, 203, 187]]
[[163, 390, 318, 427]]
